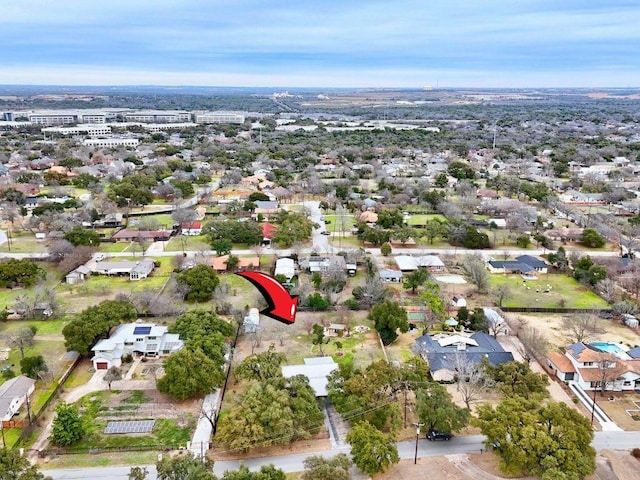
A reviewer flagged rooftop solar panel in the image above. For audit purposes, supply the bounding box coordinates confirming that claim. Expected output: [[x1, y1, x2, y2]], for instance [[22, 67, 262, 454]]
[[133, 326, 152, 335]]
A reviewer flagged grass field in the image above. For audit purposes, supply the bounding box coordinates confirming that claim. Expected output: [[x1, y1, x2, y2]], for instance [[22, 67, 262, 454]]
[[489, 273, 610, 309], [163, 236, 211, 252], [322, 214, 356, 232], [404, 213, 447, 226]]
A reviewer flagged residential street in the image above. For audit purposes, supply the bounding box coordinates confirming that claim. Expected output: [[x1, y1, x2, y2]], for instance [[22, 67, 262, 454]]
[[42, 431, 640, 479]]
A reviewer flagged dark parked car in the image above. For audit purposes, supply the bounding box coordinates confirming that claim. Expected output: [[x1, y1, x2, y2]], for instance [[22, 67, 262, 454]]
[[426, 430, 452, 441]]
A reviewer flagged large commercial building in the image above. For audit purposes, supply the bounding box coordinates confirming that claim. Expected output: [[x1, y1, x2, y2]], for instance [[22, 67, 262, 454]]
[[83, 137, 139, 148], [27, 110, 113, 125], [195, 111, 245, 124], [42, 125, 112, 136], [122, 110, 191, 123]]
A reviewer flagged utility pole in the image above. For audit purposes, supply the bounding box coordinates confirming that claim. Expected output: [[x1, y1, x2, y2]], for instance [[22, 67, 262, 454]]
[[413, 422, 424, 464]]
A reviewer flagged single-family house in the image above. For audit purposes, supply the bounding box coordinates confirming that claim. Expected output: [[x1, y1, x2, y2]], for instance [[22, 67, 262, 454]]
[[394, 255, 445, 273], [379, 269, 403, 283], [252, 201, 280, 220], [414, 332, 514, 381], [91, 322, 184, 370], [91, 259, 155, 281], [306, 256, 347, 274], [487, 255, 548, 275], [0, 375, 36, 422], [546, 342, 640, 391], [94, 213, 124, 228], [181, 222, 202, 236], [281, 357, 338, 397]]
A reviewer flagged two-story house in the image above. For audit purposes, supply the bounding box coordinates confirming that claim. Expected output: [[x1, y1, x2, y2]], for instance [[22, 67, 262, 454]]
[[91, 322, 184, 370], [547, 342, 640, 392]]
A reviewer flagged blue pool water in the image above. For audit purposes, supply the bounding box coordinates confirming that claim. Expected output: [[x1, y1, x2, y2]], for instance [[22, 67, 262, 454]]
[[589, 342, 629, 358]]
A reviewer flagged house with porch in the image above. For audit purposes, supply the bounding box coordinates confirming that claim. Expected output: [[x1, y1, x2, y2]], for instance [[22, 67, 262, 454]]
[[91, 322, 184, 370], [91, 259, 155, 281]]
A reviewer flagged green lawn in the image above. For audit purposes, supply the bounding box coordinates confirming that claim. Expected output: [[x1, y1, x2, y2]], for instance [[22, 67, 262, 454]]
[[99, 242, 133, 253], [323, 214, 356, 232], [0, 234, 48, 253], [163, 236, 211, 252], [404, 213, 447, 226], [489, 273, 610, 309]]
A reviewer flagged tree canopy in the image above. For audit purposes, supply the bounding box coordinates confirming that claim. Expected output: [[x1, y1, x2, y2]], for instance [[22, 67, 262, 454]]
[[0, 259, 45, 288], [346, 421, 399, 477], [368, 300, 409, 345], [157, 347, 225, 400], [416, 382, 470, 434], [302, 454, 352, 480], [62, 299, 137, 355], [176, 264, 220, 302], [0, 448, 52, 480], [50, 403, 85, 447], [475, 397, 596, 479]]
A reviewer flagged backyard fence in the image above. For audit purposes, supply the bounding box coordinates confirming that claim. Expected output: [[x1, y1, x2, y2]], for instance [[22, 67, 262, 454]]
[[500, 307, 612, 314]]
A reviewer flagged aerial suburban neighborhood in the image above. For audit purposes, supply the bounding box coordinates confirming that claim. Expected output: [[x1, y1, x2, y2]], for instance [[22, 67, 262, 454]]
[[1, 86, 640, 479]]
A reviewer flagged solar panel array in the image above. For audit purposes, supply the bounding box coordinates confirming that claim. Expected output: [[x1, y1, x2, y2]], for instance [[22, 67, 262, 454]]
[[133, 326, 152, 335], [104, 420, 155, 434]]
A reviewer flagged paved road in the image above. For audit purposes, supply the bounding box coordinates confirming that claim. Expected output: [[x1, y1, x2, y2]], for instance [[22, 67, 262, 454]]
[[42, 431, 640, 479]]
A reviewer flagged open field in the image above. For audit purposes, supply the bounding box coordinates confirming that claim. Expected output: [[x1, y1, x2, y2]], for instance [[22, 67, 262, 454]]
[[490, 273, 610, 309]]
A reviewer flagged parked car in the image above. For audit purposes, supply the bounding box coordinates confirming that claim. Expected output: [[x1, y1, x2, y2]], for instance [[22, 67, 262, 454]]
[[426, 430, 452, 441]]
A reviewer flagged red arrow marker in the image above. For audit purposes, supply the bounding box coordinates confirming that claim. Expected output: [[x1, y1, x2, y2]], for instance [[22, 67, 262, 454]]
[[236, 271, 298, 325]]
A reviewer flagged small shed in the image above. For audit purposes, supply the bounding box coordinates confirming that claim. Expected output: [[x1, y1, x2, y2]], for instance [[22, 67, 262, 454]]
[[623, 314, 639, 328], [243, 308, 260, 334], [65, 265, 91, 284]]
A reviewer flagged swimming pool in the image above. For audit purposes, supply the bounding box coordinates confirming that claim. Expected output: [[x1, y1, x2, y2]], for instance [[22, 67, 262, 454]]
[[589, 342, 630, 359]]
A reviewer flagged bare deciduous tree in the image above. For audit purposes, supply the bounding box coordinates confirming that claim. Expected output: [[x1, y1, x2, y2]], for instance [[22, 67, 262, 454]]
[[5, 327, 36, 359], [562, 314, 599, 344], [453, 353, 492, 409], [492, 284, 511, 308], [104, 366, 122, 391], [462, 255, 490, 293], [596, 278, 618, 304], [516, 325, 549, 364]]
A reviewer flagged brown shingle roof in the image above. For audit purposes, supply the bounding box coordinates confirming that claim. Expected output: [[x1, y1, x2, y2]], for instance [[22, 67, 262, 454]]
[[547, 352, 576, 373]]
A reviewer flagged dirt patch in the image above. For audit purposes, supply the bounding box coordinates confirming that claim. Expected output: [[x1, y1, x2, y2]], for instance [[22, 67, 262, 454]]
[[600, 449, 640, 480], [597, 392, 640, 431], [210, 437, 331, 461]]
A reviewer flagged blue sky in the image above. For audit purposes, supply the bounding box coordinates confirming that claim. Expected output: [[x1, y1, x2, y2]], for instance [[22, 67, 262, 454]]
[[1, 0, 638, 88]]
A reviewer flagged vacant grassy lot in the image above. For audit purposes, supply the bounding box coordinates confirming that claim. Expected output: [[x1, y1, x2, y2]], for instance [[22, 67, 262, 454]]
[[0, 233, 48, 253], [322, 214, 356, 232], [489, 273, 609, 309], [163, 236, 211, 252]]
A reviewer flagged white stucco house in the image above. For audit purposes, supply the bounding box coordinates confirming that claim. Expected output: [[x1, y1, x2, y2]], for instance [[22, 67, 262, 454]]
[[91, 322, 184, 370]]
